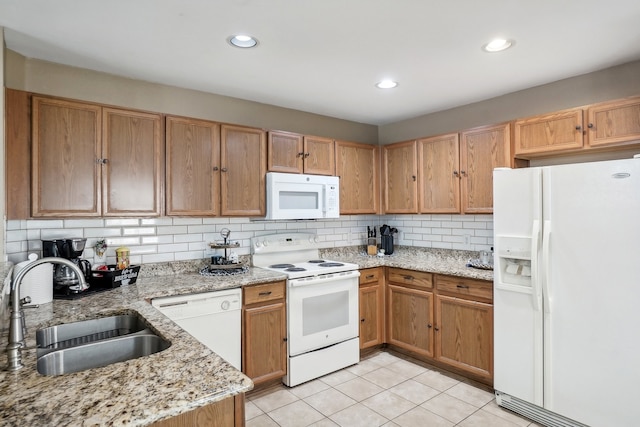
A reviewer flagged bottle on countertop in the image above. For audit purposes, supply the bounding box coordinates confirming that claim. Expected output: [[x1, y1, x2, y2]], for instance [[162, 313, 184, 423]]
[[116, 246, 130, 270]]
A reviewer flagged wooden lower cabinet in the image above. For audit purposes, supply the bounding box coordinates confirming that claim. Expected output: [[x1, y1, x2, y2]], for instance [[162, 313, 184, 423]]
[[151, 394, 244, 427], [358, 268, 384, 349], [386, 275, 434, 358], [435, 295, 493, 381], [242, 281, 287, 386], [380, 268, 494, 385]]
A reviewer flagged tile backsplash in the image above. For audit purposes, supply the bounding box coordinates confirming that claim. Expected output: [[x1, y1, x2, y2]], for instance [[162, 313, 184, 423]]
[[4, 214, 493, 264]]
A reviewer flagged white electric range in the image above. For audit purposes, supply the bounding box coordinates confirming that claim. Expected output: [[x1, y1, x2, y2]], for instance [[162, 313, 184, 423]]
[[252, 233, 360, 387]]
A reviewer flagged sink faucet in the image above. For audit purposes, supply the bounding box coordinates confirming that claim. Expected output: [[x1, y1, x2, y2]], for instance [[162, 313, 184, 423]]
[[6, 257, 89, 371]]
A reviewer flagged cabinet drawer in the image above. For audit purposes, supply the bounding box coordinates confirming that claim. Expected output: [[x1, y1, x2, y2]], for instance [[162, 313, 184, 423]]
[[359, 268, 381, 285], [388, 268, 432, 289], [244, 281, 286, 305], [436, 275, 492, 302]]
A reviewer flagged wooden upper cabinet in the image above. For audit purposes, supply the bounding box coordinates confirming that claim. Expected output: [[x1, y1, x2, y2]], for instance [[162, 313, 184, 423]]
[[383, 140, 418, 213], [5, 89, 31, 220], [268, 130, 304, 173], [102, 108, 162, 216], [166, 116, 221, 216], [303, 136, 335, 175], [267, 131, 335, 175], [335, 140, 379, 214], [587, 96, 640, 147], [514, 108, 584, 156], [32, 97, 101, 217], [418, 133, 460, 213], [221, 125, 267, 216], [460, 123, 511, 214]]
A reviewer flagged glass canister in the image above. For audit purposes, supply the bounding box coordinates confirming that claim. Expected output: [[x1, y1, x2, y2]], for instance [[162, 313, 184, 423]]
[[116, 246, 130, 269]]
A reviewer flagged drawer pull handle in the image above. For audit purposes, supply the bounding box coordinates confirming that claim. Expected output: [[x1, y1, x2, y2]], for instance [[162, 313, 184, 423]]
[[366, 275, 375, 279], [403, 275, 414, 280], [456, 284, 469, 289], [258, 291, 272, 296]]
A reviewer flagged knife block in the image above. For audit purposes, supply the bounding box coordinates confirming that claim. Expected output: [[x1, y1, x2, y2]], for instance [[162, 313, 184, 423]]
[[367, 238, 377, 255]]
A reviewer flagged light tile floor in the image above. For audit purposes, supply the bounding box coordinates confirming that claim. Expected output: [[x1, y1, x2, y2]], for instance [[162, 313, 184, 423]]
[[246, 350, 541, 427]]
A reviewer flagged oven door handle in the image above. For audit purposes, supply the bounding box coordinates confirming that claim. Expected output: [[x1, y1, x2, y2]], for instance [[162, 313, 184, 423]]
[[289, 270, 360, 287]]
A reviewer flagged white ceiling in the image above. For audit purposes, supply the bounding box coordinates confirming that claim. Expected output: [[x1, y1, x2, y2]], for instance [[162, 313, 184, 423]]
[[2, 0, 640, 125]]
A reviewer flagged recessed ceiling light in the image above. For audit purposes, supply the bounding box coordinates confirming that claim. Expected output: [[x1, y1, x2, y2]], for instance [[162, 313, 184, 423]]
[[483, 38, 513, 52], [376, 80, 398, 89], [228, 35, 258, 48]]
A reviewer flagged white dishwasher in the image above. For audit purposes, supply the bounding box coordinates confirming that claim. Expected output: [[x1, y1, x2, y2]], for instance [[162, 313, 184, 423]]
[[152, 288, 242, 370]]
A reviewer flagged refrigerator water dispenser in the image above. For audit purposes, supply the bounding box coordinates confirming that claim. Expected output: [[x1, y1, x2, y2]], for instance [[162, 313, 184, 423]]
[[496, 236, 533, 288]]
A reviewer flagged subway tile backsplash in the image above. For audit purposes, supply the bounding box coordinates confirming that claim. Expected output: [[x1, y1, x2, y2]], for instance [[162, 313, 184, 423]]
[[4, 214, 494, 264]]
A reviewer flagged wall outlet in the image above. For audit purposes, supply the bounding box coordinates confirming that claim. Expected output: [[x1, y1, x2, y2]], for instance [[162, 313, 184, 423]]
[[464, 234, 471, 246]]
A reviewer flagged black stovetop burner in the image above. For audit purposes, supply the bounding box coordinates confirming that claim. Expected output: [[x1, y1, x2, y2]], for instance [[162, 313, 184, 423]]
[[318, 262, 344, 267], [270, 263, 295, 269], [308, 259, 325, 263], [285, 267, 307, 272]]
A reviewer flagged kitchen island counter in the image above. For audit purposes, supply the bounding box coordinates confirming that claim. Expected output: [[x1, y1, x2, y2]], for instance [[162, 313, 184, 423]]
[[0, 264, 286, 427]]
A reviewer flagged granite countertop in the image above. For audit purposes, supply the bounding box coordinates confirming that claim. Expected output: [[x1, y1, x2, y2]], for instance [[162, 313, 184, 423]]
[[321, 246, 494, 282], [0, 262, 286, 427], [0, 248, 491, 426]]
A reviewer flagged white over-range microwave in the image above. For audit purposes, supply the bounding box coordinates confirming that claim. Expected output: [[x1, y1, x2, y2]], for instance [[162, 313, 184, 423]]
[[265, 172, 340, 220]]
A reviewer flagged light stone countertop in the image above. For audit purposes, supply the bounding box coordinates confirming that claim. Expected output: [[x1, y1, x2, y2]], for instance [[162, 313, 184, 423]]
[[0, 247, 492, 426], [0, 263, 286, 427], [322, 246, 494, 281]]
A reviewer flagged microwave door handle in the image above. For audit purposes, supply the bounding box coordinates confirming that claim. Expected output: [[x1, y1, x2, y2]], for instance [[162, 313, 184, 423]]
[[322, 185, 327, 214]]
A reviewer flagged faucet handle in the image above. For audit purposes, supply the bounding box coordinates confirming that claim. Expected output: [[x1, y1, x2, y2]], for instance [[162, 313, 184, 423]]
[[20, 296, 32, 306]]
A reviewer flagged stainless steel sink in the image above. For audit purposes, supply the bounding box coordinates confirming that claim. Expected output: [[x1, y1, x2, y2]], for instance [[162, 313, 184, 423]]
[[36, 313, 171, 376]]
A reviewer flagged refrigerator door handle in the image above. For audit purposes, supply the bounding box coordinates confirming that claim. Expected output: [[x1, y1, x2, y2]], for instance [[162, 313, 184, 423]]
[[531, 219, 542, 312], [542, 220, 552, 314]]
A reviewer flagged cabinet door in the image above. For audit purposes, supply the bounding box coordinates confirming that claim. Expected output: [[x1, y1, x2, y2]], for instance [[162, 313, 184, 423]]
[[383, 140, 418, 213], [32, 97, 101, 217], [435, 295, 493, 381], [359, 269, 384, 349], [387, 284, 433, 357], [102, 108, 162, 216], [418, 133, 460, 213], [587, 96, 640, 147], [268, 130, 303, 173], [166, 116, 220, 216], [150, 395, 236, 427], [243, 301, 287, 385], [220, 125, 266, 216], [460, 123, 511, 214], [5, 89, 31, 220], [303, 136, 335, 175], [514, 108, 584, 156], [336, 140, 379, 214]]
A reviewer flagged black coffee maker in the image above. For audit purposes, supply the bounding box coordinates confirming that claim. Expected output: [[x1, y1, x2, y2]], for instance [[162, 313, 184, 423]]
[[43, 238, 92, 294]]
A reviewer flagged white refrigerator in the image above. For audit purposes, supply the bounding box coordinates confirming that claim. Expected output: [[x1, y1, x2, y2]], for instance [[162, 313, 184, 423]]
[[493, 157, 640, 427]]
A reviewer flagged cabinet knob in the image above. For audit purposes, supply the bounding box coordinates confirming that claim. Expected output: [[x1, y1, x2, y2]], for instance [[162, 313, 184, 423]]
[[361, 318, 365, 323], [453, 170, 459, 177], [575, 125, 582, 131], [456, 284, 469, 289], [297, 152, 305, 158], [434, 326, 440, 331], [221, 168, 228, 172], [403, 275, 414, 280], [412, 175, 416, 181], [304, 152, 310, 158], [460, 170, 466, 176], [588, 123, 594, 129], [96, 158, 109, 164], [283, 337, 288, 342], [213, 166, 219, 171], [427, 323, 432, 328], [365, 275, 375, 279]]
